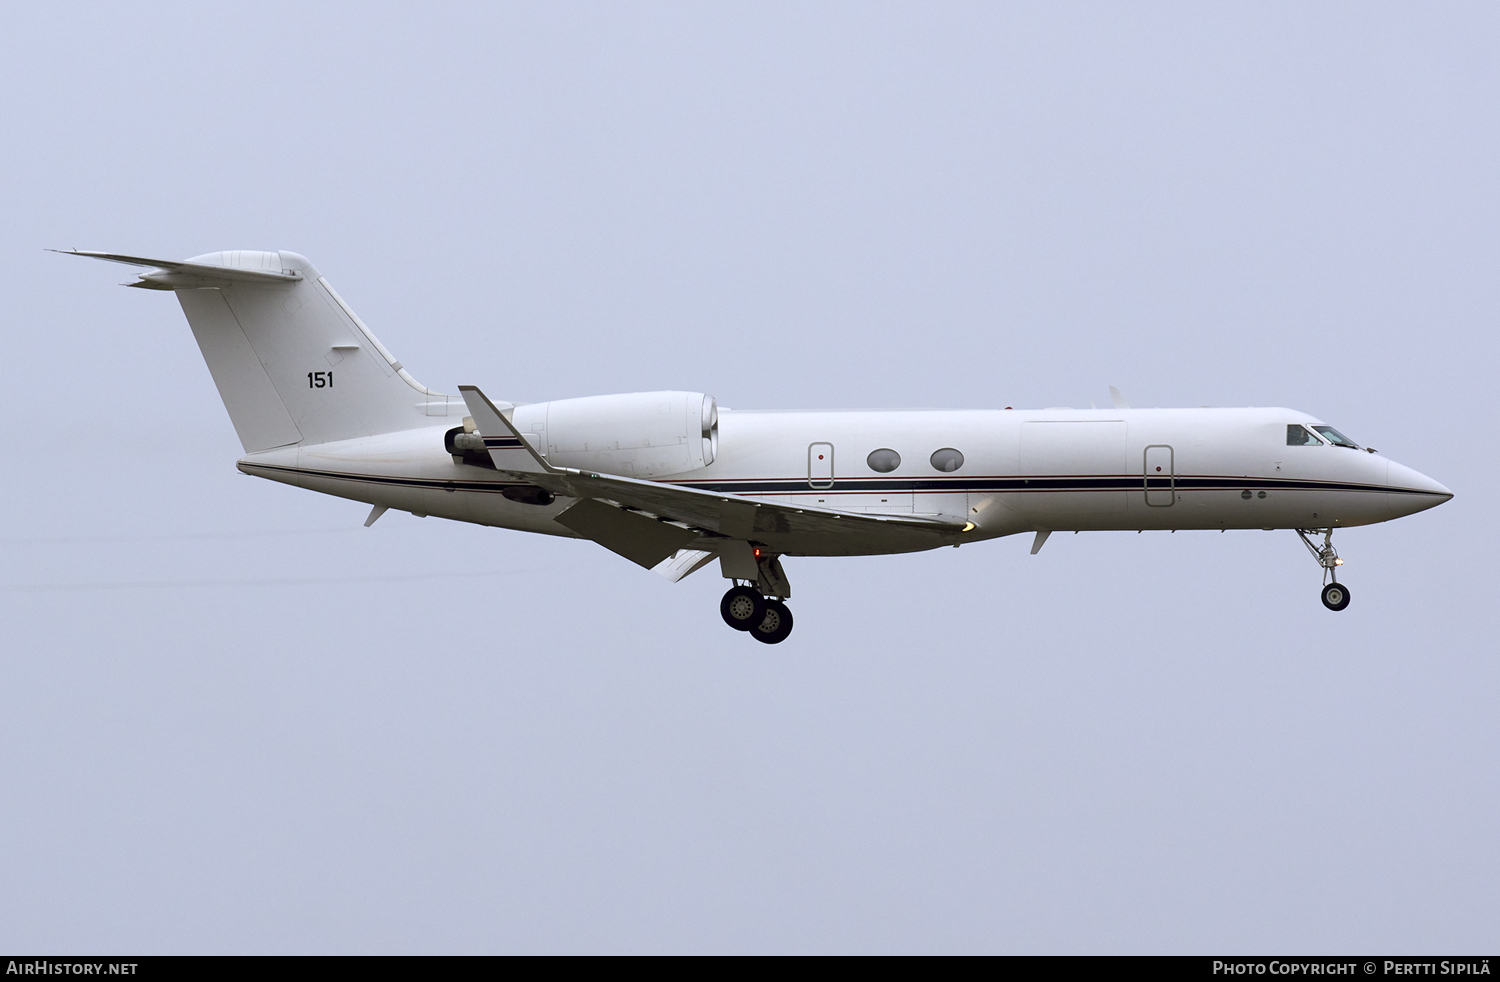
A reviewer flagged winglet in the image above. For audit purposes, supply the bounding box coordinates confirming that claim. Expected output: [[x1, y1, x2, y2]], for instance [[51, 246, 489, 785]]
[[457, 385, 555, 475]]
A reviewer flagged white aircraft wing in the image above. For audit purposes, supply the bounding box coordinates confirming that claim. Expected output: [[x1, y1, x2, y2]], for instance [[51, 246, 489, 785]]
[[458, 385, 967, 561]]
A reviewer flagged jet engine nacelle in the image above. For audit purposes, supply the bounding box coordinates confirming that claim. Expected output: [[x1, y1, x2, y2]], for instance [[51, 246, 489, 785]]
[[511, 391, 718, 477]]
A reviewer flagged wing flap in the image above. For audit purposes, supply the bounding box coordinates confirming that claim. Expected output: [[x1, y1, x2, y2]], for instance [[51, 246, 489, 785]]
[[554, 498, 700, 569], [653, 548, 717, 583]]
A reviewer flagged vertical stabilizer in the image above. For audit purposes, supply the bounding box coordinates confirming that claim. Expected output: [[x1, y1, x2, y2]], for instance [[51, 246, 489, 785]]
[[63, 249, 460, 452], [176, 287, 304, 451]]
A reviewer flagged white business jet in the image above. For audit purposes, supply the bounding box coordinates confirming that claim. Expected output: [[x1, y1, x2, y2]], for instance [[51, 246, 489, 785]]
[[63, 249, 1452, 643]]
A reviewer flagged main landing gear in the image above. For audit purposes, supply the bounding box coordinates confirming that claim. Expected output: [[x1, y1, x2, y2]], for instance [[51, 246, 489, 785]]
[[720, 585, 794, 644], [1297, 528, 1351, 611]]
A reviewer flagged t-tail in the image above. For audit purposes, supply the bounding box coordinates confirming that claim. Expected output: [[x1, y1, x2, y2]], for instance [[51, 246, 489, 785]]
[[58, 249, 460, 450]]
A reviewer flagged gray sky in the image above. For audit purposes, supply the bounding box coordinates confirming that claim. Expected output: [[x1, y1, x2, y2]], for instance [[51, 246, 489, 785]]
[[1, 1, 1495, 954]]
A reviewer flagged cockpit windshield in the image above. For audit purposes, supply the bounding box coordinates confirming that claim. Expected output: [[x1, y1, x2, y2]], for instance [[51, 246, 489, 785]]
[[1312, 425, 1360, 449]]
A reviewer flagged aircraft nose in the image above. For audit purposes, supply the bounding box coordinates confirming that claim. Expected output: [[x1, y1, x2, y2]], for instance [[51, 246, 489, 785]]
[[1386, 458, 1452, 517]]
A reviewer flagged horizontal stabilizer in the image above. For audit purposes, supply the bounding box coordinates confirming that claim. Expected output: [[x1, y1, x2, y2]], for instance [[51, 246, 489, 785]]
[[53, 249, 302, 288]]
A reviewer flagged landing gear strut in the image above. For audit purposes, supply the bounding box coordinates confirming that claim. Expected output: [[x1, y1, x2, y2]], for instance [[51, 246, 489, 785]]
[[1296, 528, 1351, 611], [718, 547, 796, 643]]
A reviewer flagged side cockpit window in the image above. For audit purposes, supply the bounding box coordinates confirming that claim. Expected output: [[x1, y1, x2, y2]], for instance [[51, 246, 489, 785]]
[[1287, 424, 1323, 446], [1313, 425, 1360, 449]]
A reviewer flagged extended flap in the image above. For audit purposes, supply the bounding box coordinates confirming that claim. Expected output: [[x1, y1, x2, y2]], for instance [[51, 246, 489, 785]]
[[555, 498, 700, 569]]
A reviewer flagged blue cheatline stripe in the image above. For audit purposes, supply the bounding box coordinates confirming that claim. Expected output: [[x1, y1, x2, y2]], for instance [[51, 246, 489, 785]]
[[242, 462, 1443, 499]]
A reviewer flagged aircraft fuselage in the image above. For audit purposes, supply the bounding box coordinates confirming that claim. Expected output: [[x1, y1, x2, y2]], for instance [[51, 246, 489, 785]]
[[239, 405, 1449, 556]]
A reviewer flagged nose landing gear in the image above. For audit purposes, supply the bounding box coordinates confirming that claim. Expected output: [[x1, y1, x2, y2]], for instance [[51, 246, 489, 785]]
[[1297, 528, 1351, 611]]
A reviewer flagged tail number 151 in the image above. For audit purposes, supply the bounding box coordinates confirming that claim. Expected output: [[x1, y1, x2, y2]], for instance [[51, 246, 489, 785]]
[[308, 371, 334, 389]]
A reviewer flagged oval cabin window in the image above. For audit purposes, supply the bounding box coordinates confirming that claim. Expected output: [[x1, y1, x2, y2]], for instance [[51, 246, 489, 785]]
[[930, 448, 965, 472], [867, 448, 901, 473]]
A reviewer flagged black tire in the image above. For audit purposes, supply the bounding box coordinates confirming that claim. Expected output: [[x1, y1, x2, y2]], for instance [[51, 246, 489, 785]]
[[720, 586, 766, 631], [750, 599, 794, 644], [1321, 581, 1351, 611]]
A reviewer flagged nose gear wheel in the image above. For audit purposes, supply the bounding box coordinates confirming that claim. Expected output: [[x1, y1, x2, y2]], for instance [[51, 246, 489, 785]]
[[1321, 582, 1351, 611]]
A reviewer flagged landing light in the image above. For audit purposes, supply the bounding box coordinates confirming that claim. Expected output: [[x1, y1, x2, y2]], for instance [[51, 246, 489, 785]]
[[962, 522, 976, 532]]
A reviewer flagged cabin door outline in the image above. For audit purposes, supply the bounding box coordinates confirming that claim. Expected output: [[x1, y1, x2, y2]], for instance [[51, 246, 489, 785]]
[[1144, 444, 1175, 507]]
